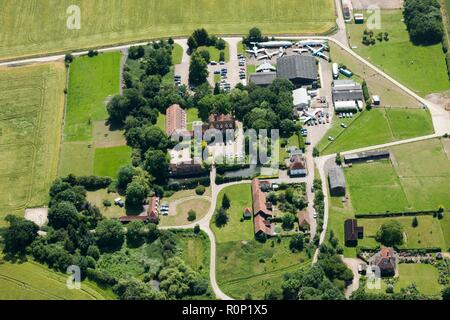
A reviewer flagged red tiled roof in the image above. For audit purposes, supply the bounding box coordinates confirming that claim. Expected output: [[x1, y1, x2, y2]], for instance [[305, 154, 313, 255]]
[[297, 211, 310, 228], [251, 179, 272, 217], [166, 104, 186, 136]]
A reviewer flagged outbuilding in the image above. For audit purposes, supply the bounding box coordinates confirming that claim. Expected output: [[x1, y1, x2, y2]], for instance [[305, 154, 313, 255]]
[[328, 167, 346, 196]]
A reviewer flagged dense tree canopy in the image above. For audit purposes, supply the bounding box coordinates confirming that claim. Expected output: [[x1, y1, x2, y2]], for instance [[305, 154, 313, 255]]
[[3, 215, 39, 255], [403, 0, 444, 44], [95, 219, 125, 252], [375, 220, 404, 246]]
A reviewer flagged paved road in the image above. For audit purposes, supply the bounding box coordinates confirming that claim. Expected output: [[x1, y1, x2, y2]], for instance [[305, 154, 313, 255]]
[[333, 0, 350, 48], [342, 257, 365, 298], [174, 39, 190, 86]]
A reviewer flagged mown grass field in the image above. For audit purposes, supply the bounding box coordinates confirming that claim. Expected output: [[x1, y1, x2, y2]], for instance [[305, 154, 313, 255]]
[[210, 184, 254, 243], [0, 63, 65, 225], [160, 198, 211, 227], [59, 53, 129, 178], [318, 108, 433, 155], [358, 215, 447, 249], [0, 0, 336, 61], [368, 264, 443, 296], [347, 10, 450, 96], [0, 258, 113, 300]]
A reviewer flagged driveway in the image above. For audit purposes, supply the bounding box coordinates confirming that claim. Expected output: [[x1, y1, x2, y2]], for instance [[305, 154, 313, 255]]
[[342, 257, 366, 298], [174, 38, 190, 86]]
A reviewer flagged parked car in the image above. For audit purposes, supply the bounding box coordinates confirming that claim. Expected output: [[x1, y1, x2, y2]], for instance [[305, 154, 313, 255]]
[[210, 61, 217, 65]]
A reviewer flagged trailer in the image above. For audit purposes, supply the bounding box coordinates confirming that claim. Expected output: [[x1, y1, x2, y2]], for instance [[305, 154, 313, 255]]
[[339, 68, 353, 78], [332, 63, 339, 79]]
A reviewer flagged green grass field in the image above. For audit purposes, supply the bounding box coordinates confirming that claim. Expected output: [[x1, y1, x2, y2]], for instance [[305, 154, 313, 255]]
[[347, 10, 450, 96], [319, 108, 433, 155], [330, 42, 421, 108], [210, 184, 254, 243], [172, 43, 184, 65], [0, 258, 113, 300], [216, 238, 310, 299], [358, 215, 447, 249], [59, 53, 130, 177], [0, 0, 336, 61], [0, 63, 65, 224], [369, 264, 443, 296], [64, 53, 121, 142], [93, 146, 132, 178]]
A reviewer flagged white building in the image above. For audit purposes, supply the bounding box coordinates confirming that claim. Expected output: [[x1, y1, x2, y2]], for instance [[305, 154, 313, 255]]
[[293, 88, 310, 110], [334, 100, 358, 112]]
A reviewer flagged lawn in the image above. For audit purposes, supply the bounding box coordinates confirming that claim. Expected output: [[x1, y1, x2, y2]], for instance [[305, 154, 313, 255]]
[[0, 0, 336, 61], [172, 43, 184, 65], [347, 10, 450, 96], [59, 53, 125, 177], [159, 198, 211, 227], [86, 189, 125, 219], [0, 62, 65, 224], [0, 258, 113, 300], [156, 112, 166, 132], [318, 108, 433, 155], [93, 146, 132, 178], [330, 42, 421, 108], [345, 160, 411, 213], [64, 53, 121, 142], [216, 238, 311, 299], [178, 231, 211, 280], [358, 215, 447, 249], [197, 43, 230, 62], [186, 107, 201, 130], [210, 184, 254, 243]]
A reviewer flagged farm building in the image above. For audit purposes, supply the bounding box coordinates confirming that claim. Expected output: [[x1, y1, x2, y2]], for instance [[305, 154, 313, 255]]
[[332, 80, 364, 103], [289, 155, 307, 177], [369, 247, 398, 277], [293, 87, 310, 110], [249, 72, 277, 87], [344, 219, 364, 247], [297, 211, 311, 232], [328, 167, 346, 196], [344, 150, 390, 164], [251, 179, 275, 237], [277, 55, 318, 88], [166, 104, 186, 136], [334, 100, 358, 112]]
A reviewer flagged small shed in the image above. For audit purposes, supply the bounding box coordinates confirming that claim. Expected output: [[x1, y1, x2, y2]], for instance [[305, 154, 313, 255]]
[[243, 208, 252, 219], [354, 13, 364, 24]]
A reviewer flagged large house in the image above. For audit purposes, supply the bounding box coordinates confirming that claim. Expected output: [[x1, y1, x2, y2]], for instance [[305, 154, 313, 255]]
[[168, 161, 206, 178], [165, 104, 186, 136], [369, 247, 398, 277], [119, 196, 160, 224], [328, 167, 346, 197], [289, 155, 307, 177], [344, 219, 364, 247], [207, 114, 235, 133], [251, 178, 274, 237]]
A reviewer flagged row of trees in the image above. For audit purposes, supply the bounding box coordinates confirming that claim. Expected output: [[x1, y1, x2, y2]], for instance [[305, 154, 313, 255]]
[[187, 28, 226, 52]]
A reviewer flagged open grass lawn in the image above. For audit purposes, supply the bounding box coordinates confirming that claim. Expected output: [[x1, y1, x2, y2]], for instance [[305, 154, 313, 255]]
[[347, 10, 450, 96], [178, 231, 210, 279], [0, 258, 113, 300], [156, 112, 166, 132], [396, 264, 443, 296], [163, 187, 212, 202], [391, 139, 450, 210], [358, 215, 447, 249], [198, 44, 230, 62], [186, 108, 201, 130], [319, 108, 433, 155], [0, 0, 336, 61], [210, 184, 254, 243], [329, 42, 421, 108], [0, 63, 65, 224], [327, 196, 357, 257], [160, 198, 211, 227], [64, 53, 121, 142], [94, 145, 132, 178], [316, 113, 360, 153], [86, 189, 124, 219], [345, 160, 411, 213], [216, 238, 311, 299], [172, 43, 184, 65], [59, 53, 129, 177]]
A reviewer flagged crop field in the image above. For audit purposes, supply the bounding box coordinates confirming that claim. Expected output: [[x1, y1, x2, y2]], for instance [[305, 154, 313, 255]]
[[59, 53, 128, 178], [358, 215, 447, 249], [216, 238, 310, 299], [0, 0, 336, 61], [347, 10, 450, 96], [344, 139, 450, 213], [0, 258, 112, 300], [0, 62, 65, 224], [319, 108, 433, 155]]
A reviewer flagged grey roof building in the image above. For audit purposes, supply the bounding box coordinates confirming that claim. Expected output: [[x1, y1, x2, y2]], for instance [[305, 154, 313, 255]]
[[332, 80, 364, 102], [276, 55, 318, 87], [328, 167, 346, 196], [344, 150, 390, 164], [249, 72, 277, 87]]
